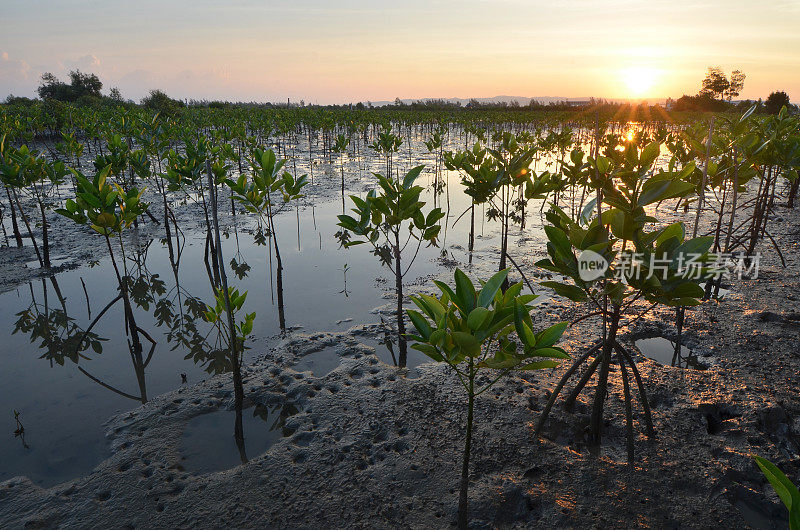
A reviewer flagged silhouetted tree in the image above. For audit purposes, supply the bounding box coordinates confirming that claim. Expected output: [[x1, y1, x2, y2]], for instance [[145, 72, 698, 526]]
[[37, 70, 102, 101], [68, 71, 102, 97], [141, 89, 185, 116], [764, 91, 791, 115], [724, 70, 746, 100], [700, 67, 730, 100]]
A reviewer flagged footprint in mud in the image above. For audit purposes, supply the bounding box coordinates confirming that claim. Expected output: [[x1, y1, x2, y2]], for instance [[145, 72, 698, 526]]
[[96, 490, 112, 501], [698, 403, 741, 435], [291, 431, 315, 447]]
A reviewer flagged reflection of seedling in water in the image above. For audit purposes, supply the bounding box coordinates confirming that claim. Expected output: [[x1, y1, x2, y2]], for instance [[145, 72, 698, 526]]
[[230, 258, 251, 280], [14, 280, 107, 367], [55, 165, 153, 403], [252, 402, 300, 437], [13, 410, 24, 435], [13, 410, 29, 449], [406, 268, 568, 529], [378, 314, 396, 366], [339, 263, 351, 297]]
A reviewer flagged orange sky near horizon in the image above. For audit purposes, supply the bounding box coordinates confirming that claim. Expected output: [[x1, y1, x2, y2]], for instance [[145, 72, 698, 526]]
[[1, 0, 798, 104]]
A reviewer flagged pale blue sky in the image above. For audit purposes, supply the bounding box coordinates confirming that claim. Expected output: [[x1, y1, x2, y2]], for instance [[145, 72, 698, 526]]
[[1, 0, 798, 102]]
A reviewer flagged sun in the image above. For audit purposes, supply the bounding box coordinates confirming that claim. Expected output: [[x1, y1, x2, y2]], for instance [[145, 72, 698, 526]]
[[621, 66, 658, 98]]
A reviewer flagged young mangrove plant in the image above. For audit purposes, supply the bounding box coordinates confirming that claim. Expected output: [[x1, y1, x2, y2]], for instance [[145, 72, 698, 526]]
[[0, 142, 69, 268], [164, 134, 223, 285], [534, 139, 714, 460], [336, 165, 444, 367], [332, 133, 350, 211], [444, 143, 496, 256], [55, 165, 154, 403], [226, 147, 307, 331], [204, 156, 256, 460], [406, 268, 568, 529], [369, 125, 402, 179], [202, 284, 256, 460]]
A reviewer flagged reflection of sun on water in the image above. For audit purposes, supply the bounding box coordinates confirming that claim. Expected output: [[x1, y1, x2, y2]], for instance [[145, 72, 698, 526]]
[[622, 67, 658, 98]]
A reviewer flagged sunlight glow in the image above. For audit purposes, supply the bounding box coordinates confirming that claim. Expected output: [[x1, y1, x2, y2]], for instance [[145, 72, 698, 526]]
[[622, 67, 659, 98]]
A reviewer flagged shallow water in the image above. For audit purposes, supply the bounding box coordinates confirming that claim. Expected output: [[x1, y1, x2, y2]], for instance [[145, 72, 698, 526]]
[[0, 132, 568, 485], [634, 337, 707, 370], [181, 402, 302, 474]]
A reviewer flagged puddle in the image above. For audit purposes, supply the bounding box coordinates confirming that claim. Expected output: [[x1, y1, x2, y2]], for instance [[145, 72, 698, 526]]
[[294, 347, 341, 376], [635, 337, 708, 370], [700, 282, 731, 299], [181, 402, 301, 474], [357, 336, 430, 379], [0, 128, 582, 484], [294, 339, 431, 379]]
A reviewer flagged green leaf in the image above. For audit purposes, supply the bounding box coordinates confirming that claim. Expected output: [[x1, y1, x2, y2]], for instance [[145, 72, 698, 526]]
[[406, 309, 432, 339], [544, 225, 572, 257], [580, 198, 597, 225], [452, 331, 481, 357], [402, 165, 425, 188], [513, 301, 537, 347], [656, 222, 685, 247], [477, 268, 509, 308], [433, 281, 460, 311], [754, 456, 800, 514], [536, 322, 568, 348], [411, 343, 443, 362], [517, 360, 560, 370], [532, 347, 570, 359], [673, 236, 713, 260], [640, 142, 661, 168], [638, 179, 695, 207], [540, 281, 587, 302], [467, 307, 492, 331]]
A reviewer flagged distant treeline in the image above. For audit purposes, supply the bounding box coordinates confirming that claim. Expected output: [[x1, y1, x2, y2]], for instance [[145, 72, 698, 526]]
[[2, 69, 795, 122]]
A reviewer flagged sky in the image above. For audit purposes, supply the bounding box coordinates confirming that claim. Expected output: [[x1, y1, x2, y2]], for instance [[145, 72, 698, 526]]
[[1, 0, 798, 104]]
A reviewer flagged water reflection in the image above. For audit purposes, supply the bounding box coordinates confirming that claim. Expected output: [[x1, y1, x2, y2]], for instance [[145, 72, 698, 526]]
[[180, 401, 301, 474], [1, 125, 569, 485], [635, 337, 708, 370], [14, 278, 106, 368]]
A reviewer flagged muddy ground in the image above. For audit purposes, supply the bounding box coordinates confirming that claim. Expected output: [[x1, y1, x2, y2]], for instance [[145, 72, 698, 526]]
[[1, 172, 799, 528]]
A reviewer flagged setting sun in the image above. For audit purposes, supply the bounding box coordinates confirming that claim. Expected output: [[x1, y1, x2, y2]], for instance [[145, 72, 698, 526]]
[[622, 66, 659, 97]]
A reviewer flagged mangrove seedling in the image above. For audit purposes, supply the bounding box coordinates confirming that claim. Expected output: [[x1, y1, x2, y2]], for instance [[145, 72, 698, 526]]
[[226, 147, 307, 331], [332, 133, 350, 211], [337, 165, 444, 367], [534, 139, 714, 460], [369, 125, 402, 178], [55, 165, 154, 403], [406, 267, 568, 529]]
